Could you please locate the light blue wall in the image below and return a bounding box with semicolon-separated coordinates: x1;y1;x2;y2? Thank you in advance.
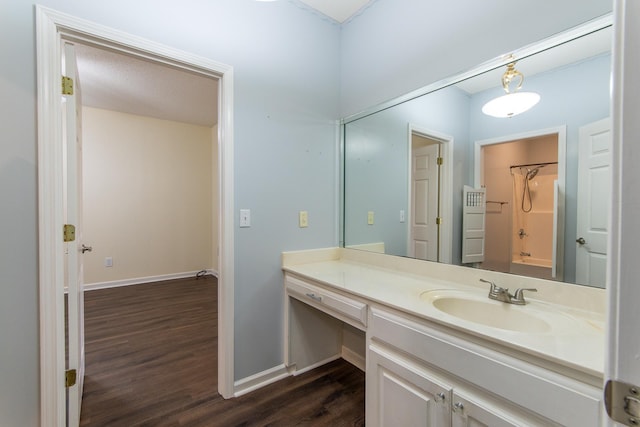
340;0;613;117
0;1;615;425
0;1;339;425
468;54;612;283
344;86;470;262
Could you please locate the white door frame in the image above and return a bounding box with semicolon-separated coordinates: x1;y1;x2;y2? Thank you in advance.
607;1;640;422
407;124;453;264
474;126;566;280
36;6;235;425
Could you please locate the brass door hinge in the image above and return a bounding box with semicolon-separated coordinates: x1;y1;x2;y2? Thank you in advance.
605;380;640;426
437;157;443;166
63;224;76;242
436;217;442;225
62;76;74;96
65;369;77;388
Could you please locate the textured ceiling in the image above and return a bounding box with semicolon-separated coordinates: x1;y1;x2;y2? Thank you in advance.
75;43;218;128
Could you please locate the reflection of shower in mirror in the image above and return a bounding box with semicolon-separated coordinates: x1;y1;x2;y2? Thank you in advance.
479;135;559;280
509;161;558;280
342;21;612;287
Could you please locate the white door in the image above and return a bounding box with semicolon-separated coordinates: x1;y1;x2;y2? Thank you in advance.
63;41;85;427
410;143;440;261
367;347;451;427
575;118;611;287
461;186;486;264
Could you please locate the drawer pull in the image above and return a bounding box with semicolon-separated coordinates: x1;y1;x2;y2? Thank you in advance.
305;293;322;302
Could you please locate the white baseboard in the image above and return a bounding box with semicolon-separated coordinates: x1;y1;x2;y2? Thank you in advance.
233;352;362;398
84;269;218;291
342;345;365;372
290;354;341;377
233;364;290;397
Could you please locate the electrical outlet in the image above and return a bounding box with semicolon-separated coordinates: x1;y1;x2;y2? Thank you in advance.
104;257;113;267
299;211;309;228
367;211;374;225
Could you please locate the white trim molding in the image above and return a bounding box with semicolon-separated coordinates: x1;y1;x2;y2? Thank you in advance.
36;6;236;425
83;269;219;292
342;345;366;372
233;364;291;397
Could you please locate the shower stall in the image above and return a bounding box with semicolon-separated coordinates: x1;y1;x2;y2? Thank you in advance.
509;162;558;279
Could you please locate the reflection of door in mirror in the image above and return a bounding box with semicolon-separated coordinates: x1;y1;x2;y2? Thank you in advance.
342;23;612;287
576;118;611;288
478;131;561;281
409;134;441;261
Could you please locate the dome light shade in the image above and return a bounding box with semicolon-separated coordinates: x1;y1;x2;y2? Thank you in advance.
482;91;540;118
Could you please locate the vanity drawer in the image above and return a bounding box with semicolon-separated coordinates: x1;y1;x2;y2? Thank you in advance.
285;275;367;329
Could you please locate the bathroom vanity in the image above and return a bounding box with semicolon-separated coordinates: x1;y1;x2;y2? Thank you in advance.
283;248;605;426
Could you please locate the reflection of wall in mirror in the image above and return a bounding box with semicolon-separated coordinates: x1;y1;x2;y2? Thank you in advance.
344;52;611;284
344;85;471;263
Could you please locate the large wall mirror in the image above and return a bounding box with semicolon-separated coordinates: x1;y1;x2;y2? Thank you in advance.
342;17;611;289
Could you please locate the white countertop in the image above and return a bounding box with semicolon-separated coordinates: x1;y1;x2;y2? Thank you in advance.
283;248;605;379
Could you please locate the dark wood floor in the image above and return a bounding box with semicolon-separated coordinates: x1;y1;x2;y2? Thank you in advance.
80;276;365;426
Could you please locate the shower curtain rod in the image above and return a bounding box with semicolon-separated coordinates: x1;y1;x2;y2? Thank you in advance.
509;161;558;169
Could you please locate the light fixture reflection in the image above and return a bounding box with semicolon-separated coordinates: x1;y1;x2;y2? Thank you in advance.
482;62;540;118
482;92;540;118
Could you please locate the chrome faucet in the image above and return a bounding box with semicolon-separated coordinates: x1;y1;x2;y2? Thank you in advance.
479;279;537;305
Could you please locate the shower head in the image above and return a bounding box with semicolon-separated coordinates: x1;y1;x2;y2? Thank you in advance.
527;167;540;180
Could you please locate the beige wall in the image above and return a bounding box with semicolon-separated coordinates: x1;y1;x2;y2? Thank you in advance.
82;107;217;284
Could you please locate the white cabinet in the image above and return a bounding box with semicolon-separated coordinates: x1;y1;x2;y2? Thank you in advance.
367;345;451;427
367;307;602;426
283;272;603;426
450;392;524;427
286;274;367;329
367;343;551;427
284;273;367;374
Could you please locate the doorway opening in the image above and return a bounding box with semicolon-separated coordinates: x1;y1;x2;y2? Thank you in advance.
475;127;566;281
407;125;454;264
36;7;235;425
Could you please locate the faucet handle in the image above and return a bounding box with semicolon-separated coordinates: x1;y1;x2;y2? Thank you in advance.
480;279;506;295
512;288;537;304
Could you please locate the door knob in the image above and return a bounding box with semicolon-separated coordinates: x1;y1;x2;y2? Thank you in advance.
576;237;586;245
81;244;93;254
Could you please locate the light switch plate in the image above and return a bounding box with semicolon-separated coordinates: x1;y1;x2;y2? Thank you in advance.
240;209;251;228
299;211;309;228
400;210;406;223
367;211;374;225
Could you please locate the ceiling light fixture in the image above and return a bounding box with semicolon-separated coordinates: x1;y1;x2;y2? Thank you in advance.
482;62;540;118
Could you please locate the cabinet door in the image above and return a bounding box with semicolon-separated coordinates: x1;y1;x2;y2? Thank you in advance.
367;347;451;427
451;392;522;427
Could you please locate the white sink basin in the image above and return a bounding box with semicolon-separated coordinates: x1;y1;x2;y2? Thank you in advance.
420;290;551;333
